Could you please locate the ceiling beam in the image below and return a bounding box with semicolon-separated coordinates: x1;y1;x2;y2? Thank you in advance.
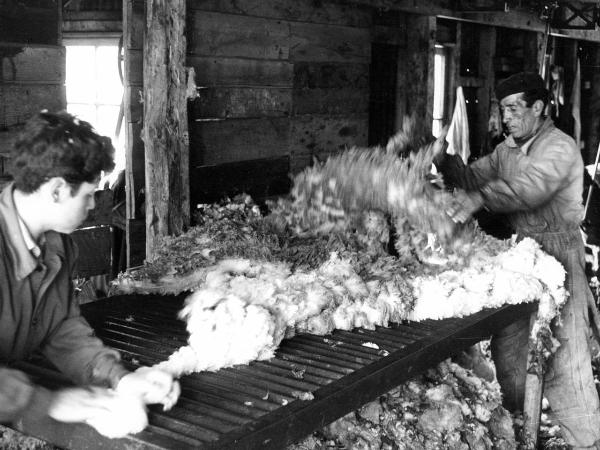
343;0;600;41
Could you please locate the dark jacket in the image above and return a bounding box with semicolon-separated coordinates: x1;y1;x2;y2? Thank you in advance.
0;183;128;423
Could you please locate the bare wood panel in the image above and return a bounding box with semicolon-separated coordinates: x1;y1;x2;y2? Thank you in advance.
404;14;435;136
126;218;145;268
190;156;291;205
62;11;121;21
71;226;113;278
125;49;143;85
189;11;290;60
124;0;144;50
191;87;292;119
188;0;372;28
62;21;122;33
289;114;368;158
522;30;541;74
0;84;65;128
192;117;290;166
476;26;496;156
292;87;369;115
124;121;144;218
372;25;406;46
289;22;371;63
124;0;144;222
0;4;59;46
124;85;143;123
189;56;293;87
293;62;369;89
0;126;22;160
0;45;64;83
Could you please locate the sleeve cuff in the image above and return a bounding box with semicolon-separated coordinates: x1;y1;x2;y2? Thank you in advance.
90;354;130;388
14;387;55;431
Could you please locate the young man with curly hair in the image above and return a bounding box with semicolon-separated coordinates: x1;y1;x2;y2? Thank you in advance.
0;111;179;437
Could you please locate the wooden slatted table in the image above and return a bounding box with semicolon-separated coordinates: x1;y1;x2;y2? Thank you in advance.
13;294;536;450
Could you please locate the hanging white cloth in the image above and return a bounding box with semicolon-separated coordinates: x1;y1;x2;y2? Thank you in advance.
446;86;471;164
571;57;581;148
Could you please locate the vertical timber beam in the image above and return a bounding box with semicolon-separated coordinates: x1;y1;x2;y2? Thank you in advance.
477;26;496;155
142;0;189;260
405;14;436;135
124;0;146;267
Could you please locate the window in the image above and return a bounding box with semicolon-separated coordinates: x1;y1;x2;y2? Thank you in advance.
65;40;124;175
432;45;447;138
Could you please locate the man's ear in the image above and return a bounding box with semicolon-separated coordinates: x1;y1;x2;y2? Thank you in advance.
532;99;545;117
43;177;69;202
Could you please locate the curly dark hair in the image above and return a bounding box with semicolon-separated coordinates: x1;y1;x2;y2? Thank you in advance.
10;111;115;193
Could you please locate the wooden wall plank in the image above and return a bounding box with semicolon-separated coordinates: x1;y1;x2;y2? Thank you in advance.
190;156;291;205
289;22;371;62
293;62;369;89
0;45;64;83
0;84;65;128
0;4;59;46
191;87;292;119
289;114;368;160
62;21;122;33
0;127;21;174
188;0;372;28
292;87;369;115
189;11;290;59
189;56;293;87
192;117;290;166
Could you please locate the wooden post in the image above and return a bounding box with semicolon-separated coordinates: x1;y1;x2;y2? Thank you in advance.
142;0;190;260
522;312;544;449
404;14;436;136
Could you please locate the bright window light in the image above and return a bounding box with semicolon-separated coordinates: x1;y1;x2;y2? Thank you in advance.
432;45;446;138
65;43;124;177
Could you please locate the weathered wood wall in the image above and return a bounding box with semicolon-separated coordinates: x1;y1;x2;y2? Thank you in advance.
186;0;378;175
0;1;63;176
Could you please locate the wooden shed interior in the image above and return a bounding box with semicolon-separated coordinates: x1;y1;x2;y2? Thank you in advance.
2;0;600;275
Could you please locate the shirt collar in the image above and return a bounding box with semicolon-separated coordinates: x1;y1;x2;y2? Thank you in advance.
17;214;42;259
505;117;553;154
0;183;64;280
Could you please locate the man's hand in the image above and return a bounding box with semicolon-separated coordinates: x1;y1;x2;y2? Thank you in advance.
116;367;180;410
48;387;148;438
446;189;484;224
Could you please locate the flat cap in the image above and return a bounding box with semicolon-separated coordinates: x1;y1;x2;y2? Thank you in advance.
496;72;545;101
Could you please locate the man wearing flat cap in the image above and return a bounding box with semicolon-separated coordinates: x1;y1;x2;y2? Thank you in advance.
437;71;600;448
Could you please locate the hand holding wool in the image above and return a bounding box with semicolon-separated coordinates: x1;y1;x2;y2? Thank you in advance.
48;386;148;438
117;366;180;410
447;189;484;223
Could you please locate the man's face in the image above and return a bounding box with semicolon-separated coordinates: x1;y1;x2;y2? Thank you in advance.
499;93;539;140
54;181;97;234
